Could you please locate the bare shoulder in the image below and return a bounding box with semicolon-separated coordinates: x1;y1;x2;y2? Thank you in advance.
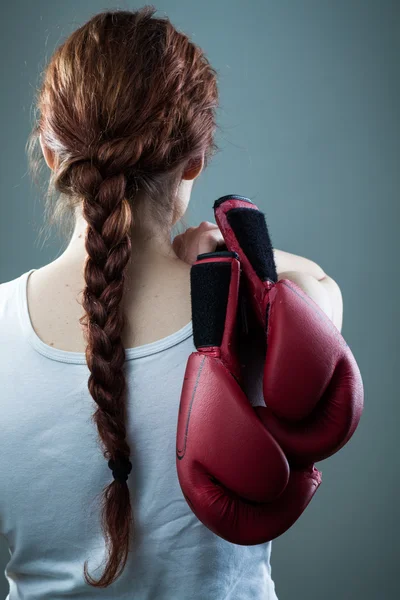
273;248;326;280
274;250;343;332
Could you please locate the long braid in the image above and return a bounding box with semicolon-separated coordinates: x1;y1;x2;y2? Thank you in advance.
29;6;220;587
76;161;134;586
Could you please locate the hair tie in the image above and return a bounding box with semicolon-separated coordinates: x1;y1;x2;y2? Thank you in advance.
108;457;132;483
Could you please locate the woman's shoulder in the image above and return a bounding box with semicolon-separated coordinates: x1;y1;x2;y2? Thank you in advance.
273;248;326;279
0;270;25;308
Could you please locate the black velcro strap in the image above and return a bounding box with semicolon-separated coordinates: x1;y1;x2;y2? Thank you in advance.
226;207;277;283
191;260;232;349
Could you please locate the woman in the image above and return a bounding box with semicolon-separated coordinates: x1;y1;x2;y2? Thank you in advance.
0;7;342;599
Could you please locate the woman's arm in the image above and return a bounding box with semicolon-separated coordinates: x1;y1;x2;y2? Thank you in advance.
172;226;344;332
274;249;343;332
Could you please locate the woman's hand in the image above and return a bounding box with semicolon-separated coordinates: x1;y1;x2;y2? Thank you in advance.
172;221;225;266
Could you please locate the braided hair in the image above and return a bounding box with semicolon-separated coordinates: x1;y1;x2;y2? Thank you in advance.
27;6;219;587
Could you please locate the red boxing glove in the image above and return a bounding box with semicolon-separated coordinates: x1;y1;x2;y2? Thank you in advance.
213;194;364;467
176;248;322;545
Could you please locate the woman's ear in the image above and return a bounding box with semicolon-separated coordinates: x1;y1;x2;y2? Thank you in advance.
182;154;204;181
39;132;56;171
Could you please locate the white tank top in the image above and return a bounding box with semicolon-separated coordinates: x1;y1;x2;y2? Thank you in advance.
0;268;278;600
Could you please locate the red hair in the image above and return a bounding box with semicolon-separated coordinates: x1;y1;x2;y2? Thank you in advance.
26;6;219;587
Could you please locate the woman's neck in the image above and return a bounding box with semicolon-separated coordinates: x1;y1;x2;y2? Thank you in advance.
57;209;181;276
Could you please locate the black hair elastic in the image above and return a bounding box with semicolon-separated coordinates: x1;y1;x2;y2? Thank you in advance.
108;457;132;483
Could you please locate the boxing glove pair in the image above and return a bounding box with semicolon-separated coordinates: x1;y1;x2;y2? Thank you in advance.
176;194;364;545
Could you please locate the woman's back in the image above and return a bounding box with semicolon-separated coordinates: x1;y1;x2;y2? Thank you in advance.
25;255;193;353
0;263;279;599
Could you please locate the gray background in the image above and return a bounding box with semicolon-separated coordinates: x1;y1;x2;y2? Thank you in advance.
0;1;398;598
